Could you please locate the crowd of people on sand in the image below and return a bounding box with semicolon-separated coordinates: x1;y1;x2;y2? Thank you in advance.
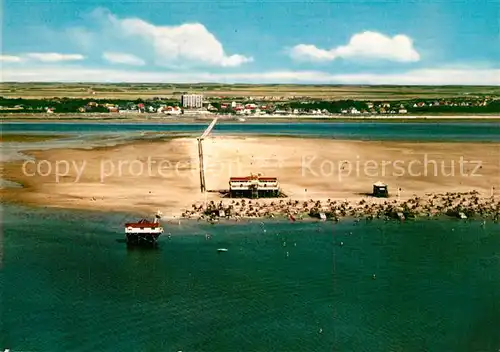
180;191;500;223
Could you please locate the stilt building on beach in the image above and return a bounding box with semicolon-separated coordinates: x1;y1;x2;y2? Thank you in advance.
229;174;280;198
124;211;163;246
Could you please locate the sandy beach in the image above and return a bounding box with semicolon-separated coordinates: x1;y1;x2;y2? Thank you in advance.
1;135;499;219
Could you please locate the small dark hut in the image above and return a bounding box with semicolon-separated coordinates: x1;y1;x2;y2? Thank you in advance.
373;182;389;198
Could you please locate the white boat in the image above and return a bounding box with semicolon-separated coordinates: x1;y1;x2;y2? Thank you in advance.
217;248;228;252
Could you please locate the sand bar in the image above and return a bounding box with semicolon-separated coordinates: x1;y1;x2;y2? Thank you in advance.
1;135;499;219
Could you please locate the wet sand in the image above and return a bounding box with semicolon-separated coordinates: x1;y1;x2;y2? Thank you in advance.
0;134;68;142
1;136;499;219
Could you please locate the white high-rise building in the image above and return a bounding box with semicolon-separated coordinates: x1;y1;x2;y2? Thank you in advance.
181;94;203;108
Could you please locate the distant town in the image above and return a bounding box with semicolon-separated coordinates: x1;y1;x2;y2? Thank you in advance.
1;92;499;117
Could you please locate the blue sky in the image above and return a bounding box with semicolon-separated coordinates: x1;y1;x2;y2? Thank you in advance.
2;0;499;84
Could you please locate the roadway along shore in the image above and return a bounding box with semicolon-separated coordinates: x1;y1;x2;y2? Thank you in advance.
1;113;500;123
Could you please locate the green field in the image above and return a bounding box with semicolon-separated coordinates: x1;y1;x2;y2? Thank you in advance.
1;83;499;100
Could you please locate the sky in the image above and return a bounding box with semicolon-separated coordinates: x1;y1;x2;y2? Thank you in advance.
1;0;499;84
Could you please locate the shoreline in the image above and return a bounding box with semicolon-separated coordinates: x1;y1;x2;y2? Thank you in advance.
2;193;499;223
1;191;499;223
2;131;499;145
181;191;500;222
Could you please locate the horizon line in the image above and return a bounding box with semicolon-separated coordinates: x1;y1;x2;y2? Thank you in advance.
2;81;499;88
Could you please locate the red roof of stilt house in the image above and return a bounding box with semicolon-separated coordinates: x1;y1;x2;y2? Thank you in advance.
230;177;251;181
229;176;277;182
125;219;159;228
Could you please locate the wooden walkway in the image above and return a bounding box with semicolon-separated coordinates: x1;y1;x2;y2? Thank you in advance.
197;117;218;192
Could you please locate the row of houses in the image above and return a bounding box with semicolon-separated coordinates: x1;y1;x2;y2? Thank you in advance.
13;96;494;115
216;102;271;115
341;105;408;115
78;102;183;115
366;99;490;109
410;100;489;108
341;99;491;115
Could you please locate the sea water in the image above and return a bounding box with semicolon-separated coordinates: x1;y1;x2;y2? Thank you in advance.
3;121;500;142
1;204;499;351
2;121;498;165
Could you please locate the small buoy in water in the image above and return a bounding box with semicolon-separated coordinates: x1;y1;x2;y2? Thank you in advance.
452;228;455;232
286;251;289;257
340;241;344;246
372;274;376;280
294;242;297;247
319;328;323;334
349;232;353;235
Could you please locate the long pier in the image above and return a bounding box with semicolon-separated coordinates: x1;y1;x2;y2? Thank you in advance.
200;117;218;139
197;117;218;192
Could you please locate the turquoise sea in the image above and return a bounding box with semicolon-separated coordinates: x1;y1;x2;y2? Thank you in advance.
2;204;500;351
2;121;500;351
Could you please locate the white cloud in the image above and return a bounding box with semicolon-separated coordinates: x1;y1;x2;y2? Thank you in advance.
99;11;253;67
5;9;252;69
0;55;23;63
2;66;499;85
25;53;85;62
290;31;420;62
102;52;145;66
